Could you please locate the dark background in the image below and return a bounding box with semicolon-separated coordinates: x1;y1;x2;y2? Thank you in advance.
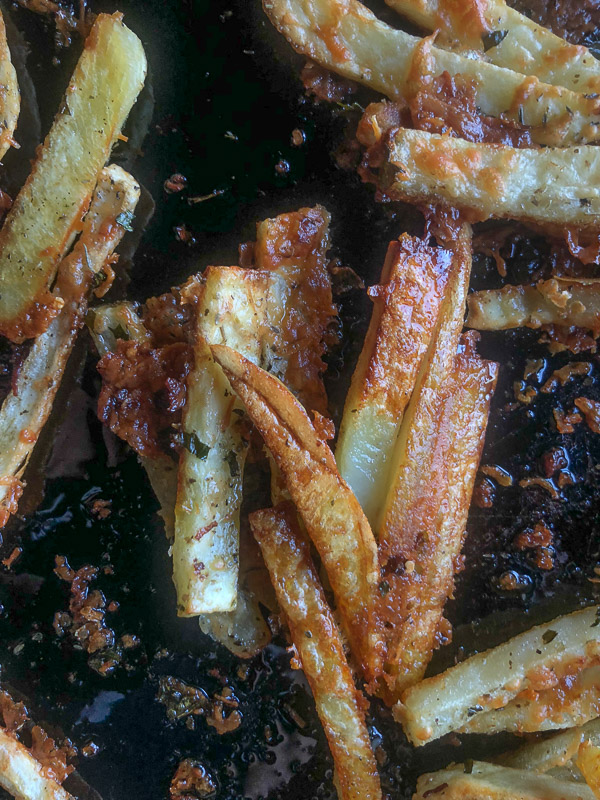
0;1;600;798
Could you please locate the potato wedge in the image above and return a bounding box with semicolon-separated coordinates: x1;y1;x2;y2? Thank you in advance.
336;234;451;529
263;0;600;144
0;727;74;800
467;280;600;335
0;12;146;342
358;121;600;229
0;165;140;529
414;761;595;800
0;11;19;161
250;504;382;800
384;0;600;96
381;351;497;699
397;605;600;746
210;343;383;681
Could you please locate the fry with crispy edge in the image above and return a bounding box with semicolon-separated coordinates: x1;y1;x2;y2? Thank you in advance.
467;279;600;335
381;350;498;699
499;717;600;773
0;12;146;342
336;234;451;530
0;165;140;529
0;726;74;800
413;761;595;800
358;121;600;229
250;504;382;800
397;604;600;746
384;0;600;96
262;0;600;145
578;740;600;798
0;12;19;162
210;343;383;681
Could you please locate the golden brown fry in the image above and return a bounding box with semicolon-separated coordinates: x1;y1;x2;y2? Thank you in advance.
578;741;600;798
380;350;497;699
250;504;382;800
210;343;383;681
0;11;19;162
0;727;74;800
336;234;451;530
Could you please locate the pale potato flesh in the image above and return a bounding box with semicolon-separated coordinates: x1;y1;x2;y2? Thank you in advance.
0;727;74;800
0;11;19;161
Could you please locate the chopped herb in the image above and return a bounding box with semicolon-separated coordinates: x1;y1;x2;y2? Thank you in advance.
225;450;239;477
464;760;474;774
335;100;365;113
92;269;107;289
116;210;135;232
580;198;592;207
379;580;390;596
467;705;483;717
182;433;210;460
542;111;548;126
305;630;312;638
518;105;524;125
542;629;557;644
591;607;600;627
566;106;573;116
110;323;129;341
482;29;508;51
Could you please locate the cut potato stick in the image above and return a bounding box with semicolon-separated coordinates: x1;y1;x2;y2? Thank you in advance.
413;761;595;800
499;718;600;772
578;741;600;798
467;280;600;335
88;301;151;357
250;504;382;800
0;165;140;529
0;11;19;161
263;0;600;145
0;727;74;800
336;234;451;529
359;122;600;228
210;343;383;681
0;12;146;342
173;267;274;615
381;351;497;699
397;604;600;746
385;0;600;96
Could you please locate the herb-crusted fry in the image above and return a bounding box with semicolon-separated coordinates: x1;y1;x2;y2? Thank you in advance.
499;717;600;772
250;504;382;800
0;13;146;342
263;0;600;145
0;727;74;800
210;343;383;681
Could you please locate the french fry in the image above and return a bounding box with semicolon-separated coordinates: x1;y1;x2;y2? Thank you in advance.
0;11;19;161
384;0;600;96
358;122;600;229
336;234;451;529
578;740;600;798
499;718;600;772
0;13;146;342
413;761;595;800
0;165;140;529
250;504;382;800
210;343;383;681
0;727;74;800
263;0;600;145
380;350;497;699
467;279;600;335
397;605;600;746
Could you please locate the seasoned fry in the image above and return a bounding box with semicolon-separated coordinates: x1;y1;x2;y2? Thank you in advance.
263;0;600;145
0;13;146;342
384;0;600;96
0;165;140;529
0;12;19;162
499;718;600;772
336;234;451;529
413;761;595;800
578;740;600;798
250;504;382;800
397;605;600;746
210;344;383;681
467;280;600;335
0;727;74;800
358;122;600;229
380;351;497;698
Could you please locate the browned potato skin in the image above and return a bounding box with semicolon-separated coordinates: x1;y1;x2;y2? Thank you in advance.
210;343;383;683
250;504;382;800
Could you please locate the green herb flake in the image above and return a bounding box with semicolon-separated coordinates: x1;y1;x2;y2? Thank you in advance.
116;210;135;232
335;100;365;114
482;29;508;51
225;450;239;477
464;760;474;774
379;580;390;597
183;433;210;460
591;607;600;627
542;629;557;644
467;705;483;717
110;323;129;341
580;198;592;207
92;269;107;290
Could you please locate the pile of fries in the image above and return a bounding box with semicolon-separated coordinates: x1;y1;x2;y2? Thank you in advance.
2;0;600;798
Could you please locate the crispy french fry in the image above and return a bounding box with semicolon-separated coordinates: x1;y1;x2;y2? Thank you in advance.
0;13;146;342
467;280;600;335
0;727;74;800
578;740;600;798
381;350;497;699
263;0;600;145
499;718;600;772
250;504;382;800
0;165;140;529
358;122;600;229
210;343;383;681
336;234;451;529
0;11;19;161
413;761;595;800
397;605;600;746
384;0;600;96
